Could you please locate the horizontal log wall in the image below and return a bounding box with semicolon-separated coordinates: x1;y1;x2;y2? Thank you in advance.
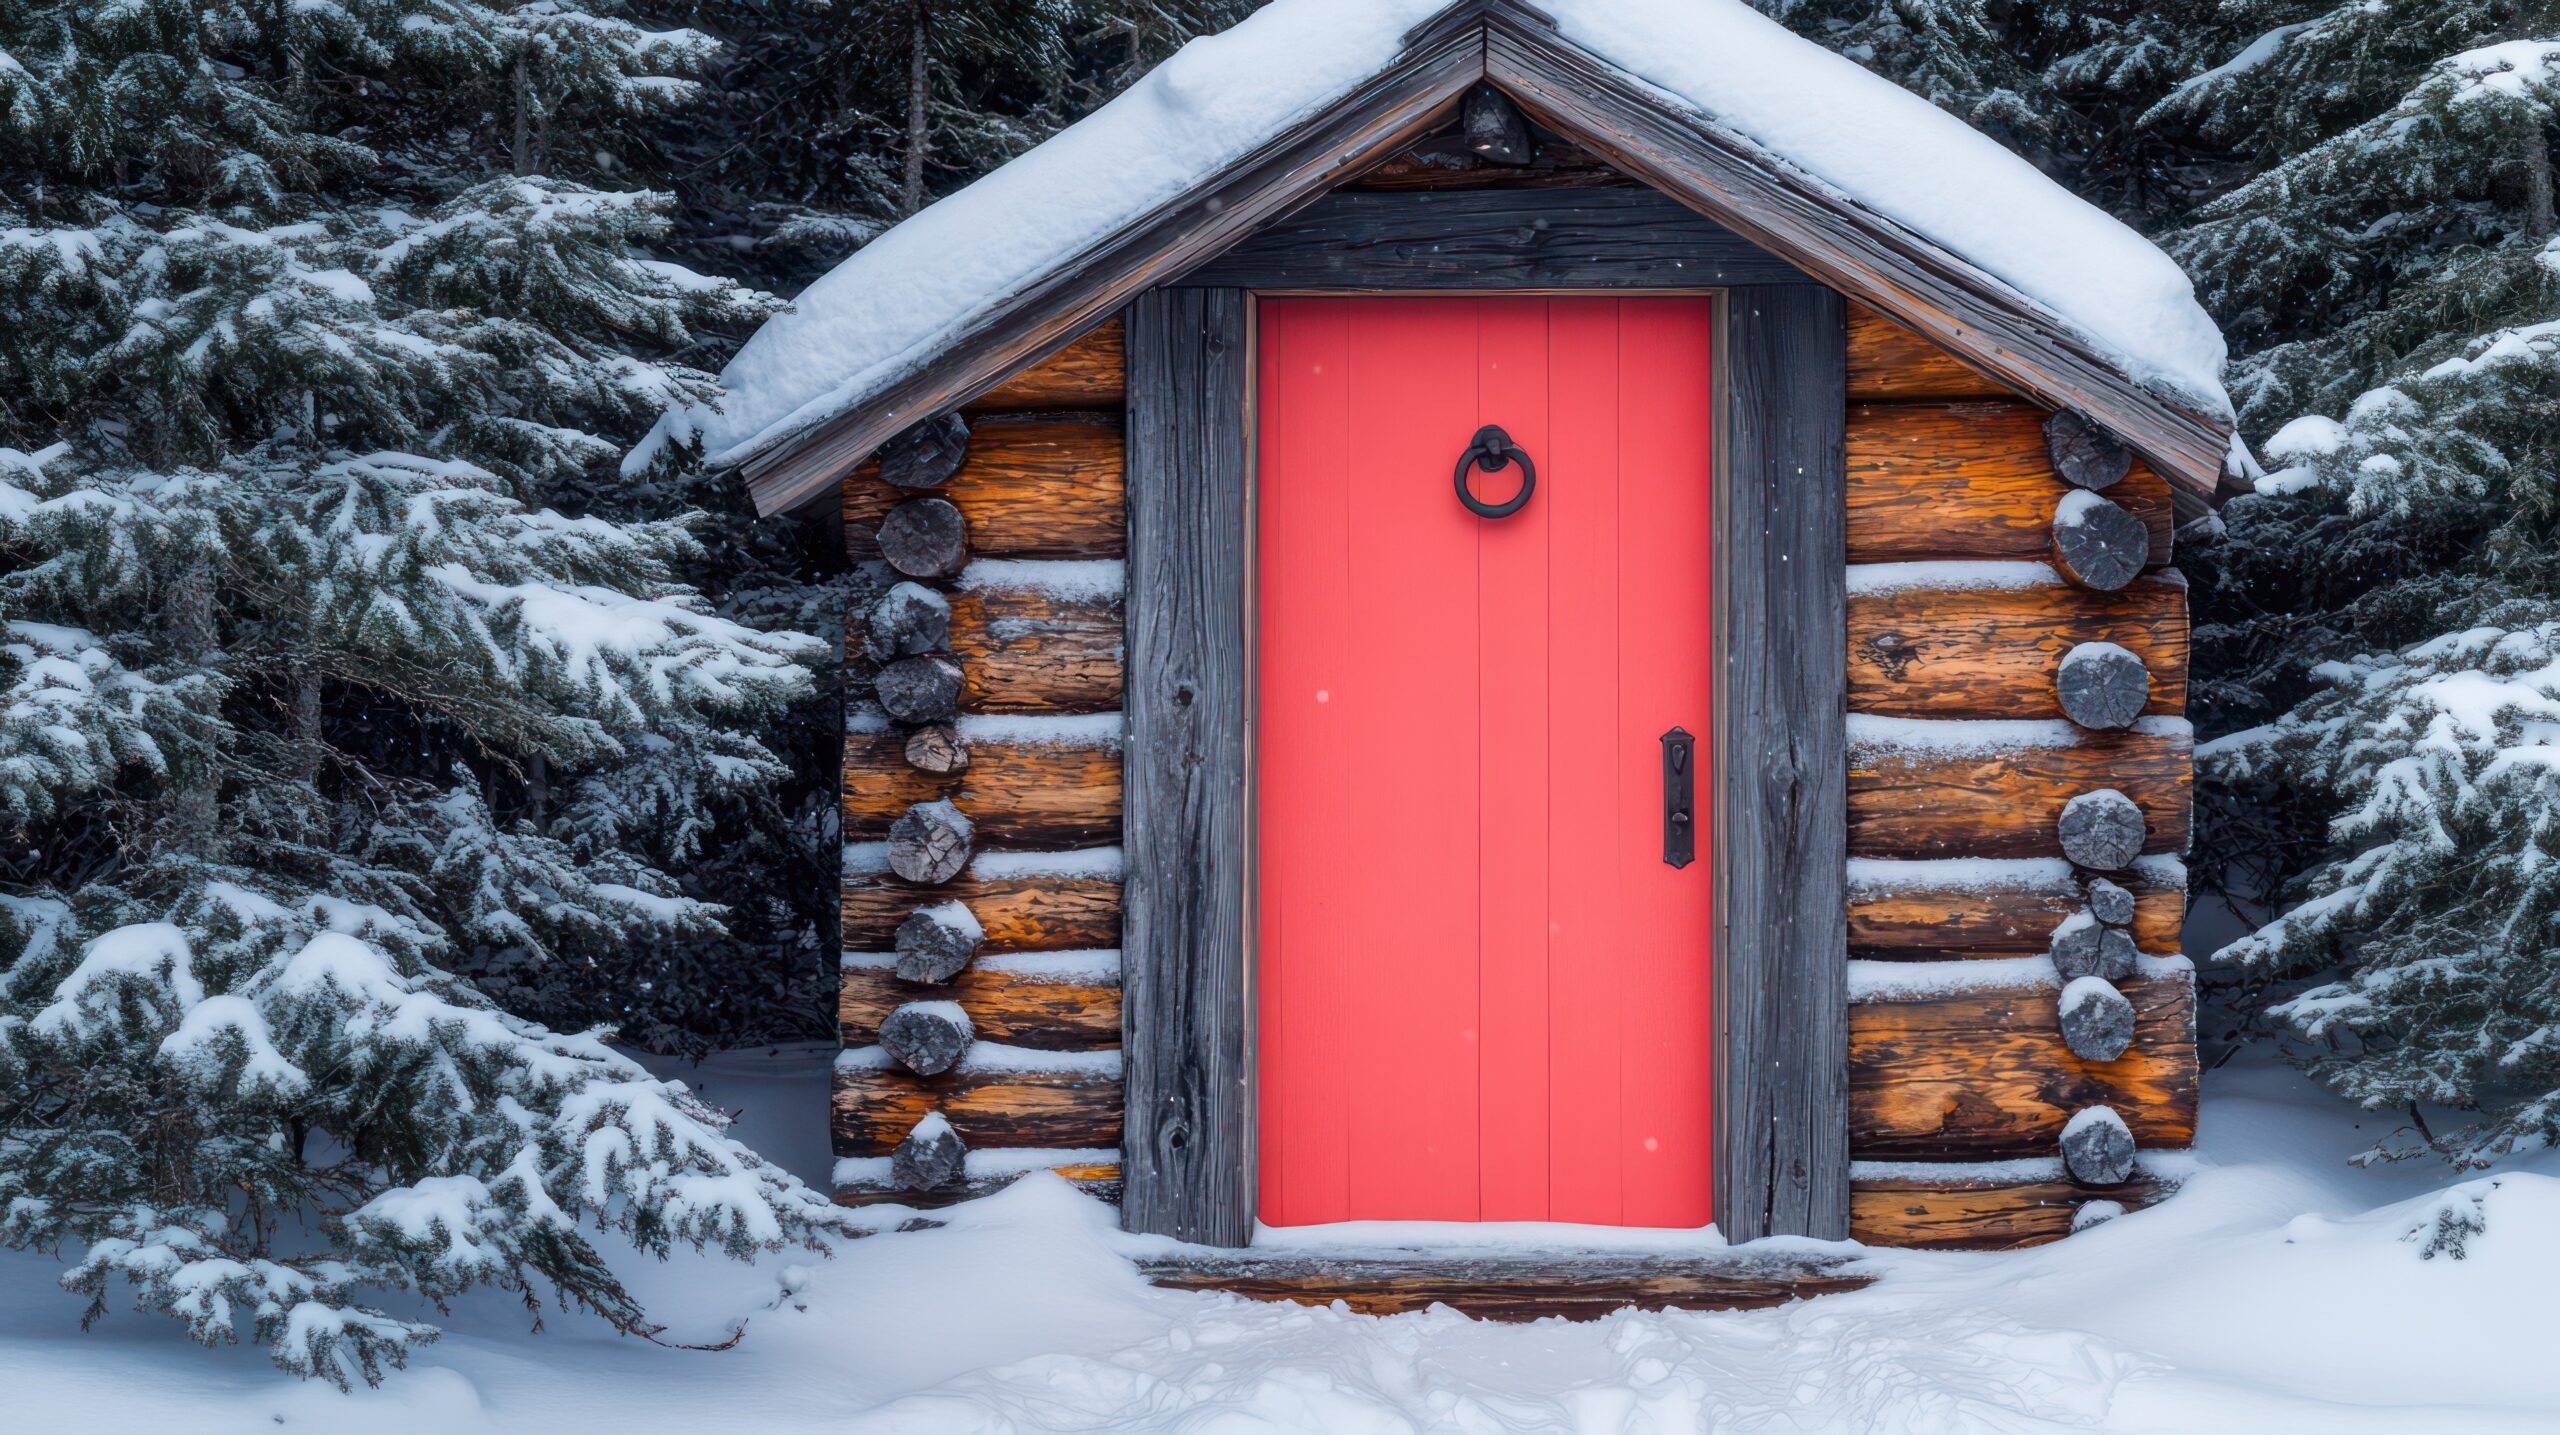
839;333;1130;1211
1838;306;2196;1246
1849;963;2199;1157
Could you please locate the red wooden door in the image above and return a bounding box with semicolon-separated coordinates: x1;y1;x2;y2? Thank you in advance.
1256;296;1716;1228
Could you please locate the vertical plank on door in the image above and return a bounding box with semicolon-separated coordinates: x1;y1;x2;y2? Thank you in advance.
1340;299;1483;1219
1474;298;1553;1221
1716;284;1851;1242
1542;301;1628;1223
1255;300;1353;1227
1613;297;1718;1227
1123;287;1255;1246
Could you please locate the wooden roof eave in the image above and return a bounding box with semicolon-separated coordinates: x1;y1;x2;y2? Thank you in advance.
737;23;1488;516
1475;18;2231;509
739;3;2232;517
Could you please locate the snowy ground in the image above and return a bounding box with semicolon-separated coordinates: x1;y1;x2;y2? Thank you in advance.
6;1045;2559;1434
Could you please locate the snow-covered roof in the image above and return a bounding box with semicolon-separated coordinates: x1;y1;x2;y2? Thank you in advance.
646;0;2232;510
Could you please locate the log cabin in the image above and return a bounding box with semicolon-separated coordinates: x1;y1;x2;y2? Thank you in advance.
666;0;2239;1316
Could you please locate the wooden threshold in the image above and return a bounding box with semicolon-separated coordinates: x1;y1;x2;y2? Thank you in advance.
1136;1250;1874;1321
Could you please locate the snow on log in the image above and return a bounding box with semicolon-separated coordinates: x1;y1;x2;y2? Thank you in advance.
842;862;1121;954
880;1000;975;1075
841;952;1120;1049
1849;1159;2173;1250
2060;1105;2137;1185
2042;410;2133;491
946;584;1124;715
1461;79;1534;165
877;654;965;724
836;1149;1123;1210
866;581;952;661
878;496;970;579
893;899;984;984
1849;962;2197;1158
2057;976;2136;1062
1847;718;2188;861
2084;875;2137;928
2055;640;2151;731
843;732;1121;848
1846;403;2172;566
887;800;974;884
891;1111;968;1191
877;412;972;490
1846;855;2186;956
2057;787;2146;871
904;720;970;774
2049;490;2149;592
2048;910;2136;982
845;416;1125;562
1847;568;2187;722
833;1052;1122;1155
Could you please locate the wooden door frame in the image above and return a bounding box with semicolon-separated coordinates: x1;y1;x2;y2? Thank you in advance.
1125;274;1847;1249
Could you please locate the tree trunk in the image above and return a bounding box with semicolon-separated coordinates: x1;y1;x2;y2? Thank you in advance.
161;560;221;856
901;12;932;216
512;57;534;176
2523;120;2556;242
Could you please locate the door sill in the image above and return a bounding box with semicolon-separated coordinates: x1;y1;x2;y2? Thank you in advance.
1135;1248;1872;1320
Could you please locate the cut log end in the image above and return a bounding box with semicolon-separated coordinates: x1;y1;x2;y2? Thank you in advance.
891;1115;967;1191
887;800;974;885
877;654;965;725
2056;641;2151;731
2071;1199;2127;1233
2049;492;2149;592
2058;976;2137;1062
894;900;985;985
879;497;970;580
904;721;971;775
867;582;952;661
2043;410;2133;492
2061;1105;2137;1186
879;412;972;490
2049;911;2138;982
880;1002;975;1076
2084;877;2137;929
1461;80;1534;166
2058;788;2145;871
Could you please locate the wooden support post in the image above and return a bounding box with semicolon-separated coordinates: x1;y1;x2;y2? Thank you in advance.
1716;284;1851;1242
1122;288;1254;1246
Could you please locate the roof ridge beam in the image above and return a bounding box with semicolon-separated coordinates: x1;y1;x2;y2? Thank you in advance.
1402;0;1556;51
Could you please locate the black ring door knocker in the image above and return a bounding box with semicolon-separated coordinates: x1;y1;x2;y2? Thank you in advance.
1455;424;1536;519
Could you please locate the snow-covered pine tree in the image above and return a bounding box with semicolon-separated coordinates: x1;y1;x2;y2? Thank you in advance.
0;0;851;1383
2163;10;2560;1160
